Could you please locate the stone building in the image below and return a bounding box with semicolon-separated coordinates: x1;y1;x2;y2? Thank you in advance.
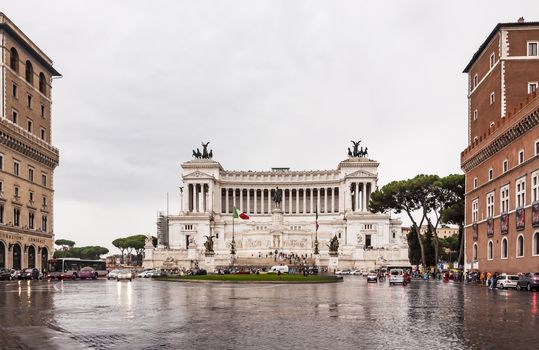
0;13;60;270
461;19;539;273
144;146;408;271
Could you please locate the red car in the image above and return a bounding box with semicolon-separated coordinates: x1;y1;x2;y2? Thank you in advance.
78;267;98;280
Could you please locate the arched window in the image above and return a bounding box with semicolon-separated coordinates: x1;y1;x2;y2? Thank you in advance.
501;238;508;259
39;73;46;94
10;48;19;72
473;243;478;261
534;232;539;256
487;240;493;260
25;60;33;84
517;235;524;257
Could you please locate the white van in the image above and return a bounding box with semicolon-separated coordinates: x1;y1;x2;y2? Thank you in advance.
268;265;289;274
389;269;406;286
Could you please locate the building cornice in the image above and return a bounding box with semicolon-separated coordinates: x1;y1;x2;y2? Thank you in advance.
461;95;539;172
0;118;59;169
0;14;61;77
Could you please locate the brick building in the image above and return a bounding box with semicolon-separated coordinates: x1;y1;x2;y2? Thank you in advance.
0;13;60;271
461;19;539;274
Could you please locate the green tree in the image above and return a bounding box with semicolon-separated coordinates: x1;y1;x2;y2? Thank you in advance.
80;246;109;260
407;227;421;267
124;235;146;266
423;225;436;267
440;174;465;267
370;174;439;269
112;238;128;264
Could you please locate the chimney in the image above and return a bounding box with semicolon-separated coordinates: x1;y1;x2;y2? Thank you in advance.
517;17;525;23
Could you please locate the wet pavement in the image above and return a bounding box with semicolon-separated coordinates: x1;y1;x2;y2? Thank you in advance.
0;277;538;349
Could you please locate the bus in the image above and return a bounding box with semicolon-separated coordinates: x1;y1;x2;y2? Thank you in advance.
47;258;107;280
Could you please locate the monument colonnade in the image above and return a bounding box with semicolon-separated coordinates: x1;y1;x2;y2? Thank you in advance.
184;181;375;214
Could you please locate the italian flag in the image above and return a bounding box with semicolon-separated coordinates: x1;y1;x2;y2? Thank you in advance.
233;207;249;220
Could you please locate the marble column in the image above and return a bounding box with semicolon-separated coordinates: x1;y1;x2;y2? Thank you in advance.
247;189;250;214
261;189;264;214
225;188;229;213
331;187;335;213
232;188;236;211
254;189;258;214
303;188;306;214
317;188;321;214
309;189;313;213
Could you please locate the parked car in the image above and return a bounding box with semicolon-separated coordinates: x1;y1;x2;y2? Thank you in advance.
351;269;363;275
116;270;133;281
151;270;167;278
496;274;519;289
366;272;378;283
78;267;98;280
21;268;40;280
10;270;22;280
308;266;319;275
516;272;539;291
268;265;289;274
336;269;352;275
107;270;120;280
0;268;12;280
137;270;155;278
189;268;207;276
389;269;406;286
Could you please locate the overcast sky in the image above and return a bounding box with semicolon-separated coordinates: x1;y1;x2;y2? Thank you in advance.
2;1;537;253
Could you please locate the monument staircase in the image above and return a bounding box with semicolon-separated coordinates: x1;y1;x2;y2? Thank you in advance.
232;257;316;267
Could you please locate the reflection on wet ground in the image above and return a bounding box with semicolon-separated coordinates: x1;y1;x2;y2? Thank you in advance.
0;277;538;349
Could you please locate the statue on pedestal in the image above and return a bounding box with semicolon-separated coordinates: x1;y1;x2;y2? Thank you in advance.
204;235;215;255
329;235;339;256
192;141;214;159
272;187;283;208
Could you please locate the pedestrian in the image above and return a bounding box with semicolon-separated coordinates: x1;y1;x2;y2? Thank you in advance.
487;271;492;288
480;272;485;284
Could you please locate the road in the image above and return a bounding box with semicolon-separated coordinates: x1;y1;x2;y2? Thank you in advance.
0;277;538;349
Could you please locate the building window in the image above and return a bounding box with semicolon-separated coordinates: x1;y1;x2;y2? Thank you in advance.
473;243;478;261
486;192;494;218
533;170;539;203
487;240;493;260
25;60;33;84
10;48;19;72
41;105;45;118
516;177;526;208
488;168;493;181
42;196;47;207
501;237;508;259
0;154;3;171
27;95;32;109
13;208;20;227
529;82;538;94
528;42;538;56
29;191;34;202
519;149;524;164
473;74;479;88
14;186;19;198
27;119;33;133
503;159;508;173
535;140;539;156
472;199;478;223
12;84;17;98
501;185;509;213
473;177;478;189
13;161;19;176
41;215;47;231
28;212;34;229
40;129;46;141
489;53;495;68
39;73;46;94
0;204;3;223
41;173;47;187
12;110;18;124
28;167;34;182
517;235;524;257
473;110;478;121
490;92;495;105
534;232;539;256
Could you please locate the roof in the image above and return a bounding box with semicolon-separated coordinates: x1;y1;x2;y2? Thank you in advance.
0;13;61;77
463;21;539;73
